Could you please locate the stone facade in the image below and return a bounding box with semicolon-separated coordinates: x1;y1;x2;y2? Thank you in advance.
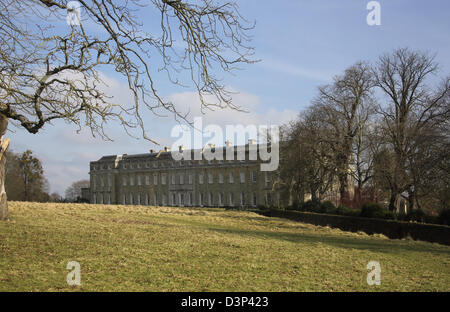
88;143;278;208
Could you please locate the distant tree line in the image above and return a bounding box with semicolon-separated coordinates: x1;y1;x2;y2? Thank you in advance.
276;48;449;215
6;149;90;203
5;149;58;202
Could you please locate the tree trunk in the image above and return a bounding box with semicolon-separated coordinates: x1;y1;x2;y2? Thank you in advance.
338;173;349;206
0;114;9;220
0;139;9;220
388;189;398;212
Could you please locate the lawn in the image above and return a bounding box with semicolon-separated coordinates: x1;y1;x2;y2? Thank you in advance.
0;201;449;291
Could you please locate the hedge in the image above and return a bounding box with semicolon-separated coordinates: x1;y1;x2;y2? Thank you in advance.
254;209;450;246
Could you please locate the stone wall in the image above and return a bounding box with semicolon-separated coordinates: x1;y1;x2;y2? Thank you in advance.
256;209;450;246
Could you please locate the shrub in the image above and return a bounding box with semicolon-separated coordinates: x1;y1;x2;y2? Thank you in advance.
302;199;321;213
439;209;450;226
256;204;266;211
407;209;427;222
384;211;397;220
360;202;387;219
336;205;360;217
320;201;337;214
292;200;301;211
424;215;439;225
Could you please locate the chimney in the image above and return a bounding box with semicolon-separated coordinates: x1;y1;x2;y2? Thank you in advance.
225;140;233;147
164;146;170;152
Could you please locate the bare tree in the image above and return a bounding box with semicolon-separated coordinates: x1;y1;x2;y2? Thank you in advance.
373;48;450;211
350;107;380;207
65;179;90;201
312;62;375;205
276;108;336;205
0;0;256;219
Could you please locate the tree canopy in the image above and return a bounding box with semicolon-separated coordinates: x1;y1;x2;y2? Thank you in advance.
0;0;256;143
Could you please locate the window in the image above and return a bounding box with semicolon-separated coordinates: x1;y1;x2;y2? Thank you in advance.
240;192;245;206
108;175;112;187
129;193;134;205
137;193;141;205
130;176;134;186
188;174;193;185
122;193;126;205
171;174;176;185
179;174;184;185
100;176;104;187
162;174;167;185
240;172;245;183
146;175;150;185
229;172;234;183
137;162;142;169
146;193;150;205
253;192;257;207
172;193;176;205
199;174;204;184
219;193;224;206
229;193;234;206
123;163;127;169
179;193;184;206
154;192;158;206
137;175;142;186
218;173;224;184
252;171;257;183
153;174;158;185
208;173;213;184
122;176;127;186
188;193;192;206
199;193;204;206
208;192;213;206
153;162;157;168
266;193;272;206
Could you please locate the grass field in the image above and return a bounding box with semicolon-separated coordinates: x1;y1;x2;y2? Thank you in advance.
0;201;449;291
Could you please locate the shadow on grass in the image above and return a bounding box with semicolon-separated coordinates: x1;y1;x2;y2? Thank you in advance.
206;225;450;256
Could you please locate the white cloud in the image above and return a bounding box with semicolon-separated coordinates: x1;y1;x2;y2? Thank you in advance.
260;58;333;81
167;88;296;127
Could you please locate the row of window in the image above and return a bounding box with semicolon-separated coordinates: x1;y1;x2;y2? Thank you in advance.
93;171;270;188
92;191;274;207
91;158;251;171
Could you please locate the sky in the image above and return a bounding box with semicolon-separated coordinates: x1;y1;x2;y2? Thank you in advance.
8;0;450;195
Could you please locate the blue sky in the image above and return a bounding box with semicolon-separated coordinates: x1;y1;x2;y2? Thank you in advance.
8;0;450;195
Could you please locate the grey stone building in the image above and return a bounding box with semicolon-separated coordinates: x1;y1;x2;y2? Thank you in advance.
88;142;278;208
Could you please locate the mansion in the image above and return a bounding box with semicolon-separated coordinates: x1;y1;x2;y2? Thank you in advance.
88;141;278;208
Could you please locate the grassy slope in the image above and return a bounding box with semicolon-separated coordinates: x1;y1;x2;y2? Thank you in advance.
0;202;449;291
